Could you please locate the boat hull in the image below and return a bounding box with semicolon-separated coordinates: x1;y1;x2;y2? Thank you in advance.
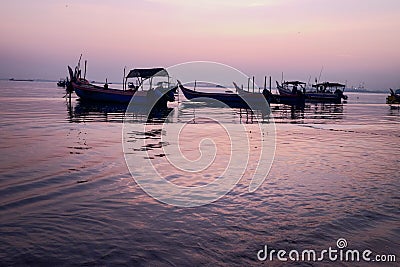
181;84;305;108
279;88;343;104
180;85;267;109
74;84;143;104
305;92;342;104
73;81;175;106
263;89;305;106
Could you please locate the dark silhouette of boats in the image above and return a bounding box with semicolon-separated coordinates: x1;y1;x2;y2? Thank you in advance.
179;80;305;109
234;82;305;107
9;78;34;82
57;79;67;87
67;58;177;111
387;89;400;107
179;81;267;109
277;80;347;104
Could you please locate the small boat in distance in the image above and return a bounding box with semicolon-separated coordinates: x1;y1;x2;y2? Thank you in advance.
9;78;34;82
386;89;400;105
68;60;177;109
57;79;67;87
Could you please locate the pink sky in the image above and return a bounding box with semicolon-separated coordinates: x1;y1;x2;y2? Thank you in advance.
1;0;399;90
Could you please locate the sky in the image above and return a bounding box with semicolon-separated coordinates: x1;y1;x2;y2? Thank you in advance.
0;0;399;90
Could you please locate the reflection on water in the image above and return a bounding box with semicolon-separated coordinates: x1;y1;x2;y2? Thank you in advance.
67;97;345;126
0;82;399;266
67;99;175;123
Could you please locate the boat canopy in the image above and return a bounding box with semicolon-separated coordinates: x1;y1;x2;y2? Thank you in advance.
312;82;345;88
283;81;306;86
126;68;169;79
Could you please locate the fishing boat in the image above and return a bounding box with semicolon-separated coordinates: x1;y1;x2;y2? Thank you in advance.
68;62;177;109
277;81;347;103
235;82;305;107
309;82;347;103
276;81;306;95
386;89;400;105
179;81;268;109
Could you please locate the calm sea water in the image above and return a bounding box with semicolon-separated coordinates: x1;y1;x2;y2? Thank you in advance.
0;81;399;266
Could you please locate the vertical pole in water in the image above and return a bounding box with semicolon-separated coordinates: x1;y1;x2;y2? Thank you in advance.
84;60;87;80
123;67;126;91
252;76;255;93
264;76;267;91
247;77;250;91
68;80;72;107
194;80;197;91
269;76;272;93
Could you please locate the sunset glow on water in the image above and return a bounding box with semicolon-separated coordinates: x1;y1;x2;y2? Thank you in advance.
0;0;399;265
0;81;398;265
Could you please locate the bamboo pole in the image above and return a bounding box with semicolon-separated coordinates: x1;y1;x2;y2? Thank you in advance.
123;67;126;91
264;76;266;90
269;76;272;93
84;60;87;80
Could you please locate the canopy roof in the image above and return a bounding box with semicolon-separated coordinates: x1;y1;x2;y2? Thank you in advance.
126;68;169;79
312;82;345;88
283;81;306;85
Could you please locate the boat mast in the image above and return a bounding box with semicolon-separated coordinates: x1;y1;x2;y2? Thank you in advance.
318;66;324;83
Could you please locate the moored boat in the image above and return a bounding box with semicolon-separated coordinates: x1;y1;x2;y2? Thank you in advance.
57;79;67;87
234;82;305;107
386;89;400;105
278;80;347;104
68;63;177;109
308;82;348;103
179;82;256;109
179;80;304;109
263;89;305;107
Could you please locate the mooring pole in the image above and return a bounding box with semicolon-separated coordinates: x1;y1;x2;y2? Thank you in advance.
269;76;272;93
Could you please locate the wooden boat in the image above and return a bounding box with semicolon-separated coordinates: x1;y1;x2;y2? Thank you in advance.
278;81;347;103
234;82;305;107
309;82;347;103
179;81;304;109
263;89;305;106
387;89;400;105
68;64;177;108
179;81;268;109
